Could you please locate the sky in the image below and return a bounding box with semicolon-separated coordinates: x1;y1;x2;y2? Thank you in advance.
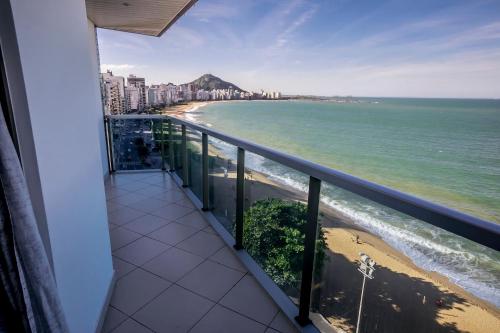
98;0;500;98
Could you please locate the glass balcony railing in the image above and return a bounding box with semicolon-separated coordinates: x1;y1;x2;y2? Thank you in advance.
311;182;500;333
207;137;237;235
105;114;500;333
107;117;164;170
186;128;203;201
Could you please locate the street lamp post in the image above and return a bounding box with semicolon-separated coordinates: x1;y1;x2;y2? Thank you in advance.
356;253;376;333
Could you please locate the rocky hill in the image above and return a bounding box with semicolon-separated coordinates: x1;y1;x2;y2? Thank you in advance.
185;74;246;92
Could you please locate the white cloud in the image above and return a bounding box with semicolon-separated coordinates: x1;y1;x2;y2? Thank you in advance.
100;64;135;71
266;49;500;98
163;26;205;48
190;0;241;22
273;4;318;48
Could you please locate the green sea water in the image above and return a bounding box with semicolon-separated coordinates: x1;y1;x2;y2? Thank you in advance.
191;98;500;306
195;98;500;222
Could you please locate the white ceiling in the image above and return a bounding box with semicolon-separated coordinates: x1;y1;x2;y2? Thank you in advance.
86;0;197;37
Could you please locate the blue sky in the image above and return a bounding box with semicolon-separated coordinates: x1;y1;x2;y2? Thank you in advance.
98;0;500;98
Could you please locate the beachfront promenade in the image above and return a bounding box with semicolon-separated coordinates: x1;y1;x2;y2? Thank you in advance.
104;114;500;333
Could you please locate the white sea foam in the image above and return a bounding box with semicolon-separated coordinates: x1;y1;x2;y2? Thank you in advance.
248;159;500;307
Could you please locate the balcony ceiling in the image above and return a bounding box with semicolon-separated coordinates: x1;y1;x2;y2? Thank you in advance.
85;0;197;37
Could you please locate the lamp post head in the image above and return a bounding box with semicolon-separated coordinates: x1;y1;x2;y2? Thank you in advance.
358;253;376;279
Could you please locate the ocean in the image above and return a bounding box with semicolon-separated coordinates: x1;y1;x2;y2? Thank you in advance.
188;98;500;307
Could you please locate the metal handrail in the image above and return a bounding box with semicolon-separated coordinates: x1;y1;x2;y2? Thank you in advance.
106;114;500;251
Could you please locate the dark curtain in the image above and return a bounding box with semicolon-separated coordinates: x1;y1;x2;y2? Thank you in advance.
0;105;68;332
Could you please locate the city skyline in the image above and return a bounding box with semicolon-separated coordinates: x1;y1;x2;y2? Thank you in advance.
100;71;282;114
98;0;500;98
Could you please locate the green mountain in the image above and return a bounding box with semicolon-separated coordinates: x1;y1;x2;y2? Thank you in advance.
186;74;246;92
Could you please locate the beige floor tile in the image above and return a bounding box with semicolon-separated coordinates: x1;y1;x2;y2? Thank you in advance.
122;214;170;235
110;228;141;251
126;198;170;214
110;268;171;315
177;260;244;301
202;225;218;235
155;189;187;204
107;200;126;214
176;231;225;258
112;318;154;333
190;305;266;333
107;176;137;188
148;222;199;245
110;192;150;206
105;187;130;200
174;211;208;230
220;275;279;325
112;256;136;279
101;306;127;333
115;181;150;192
108;222;119;231
142;247;204;282
133;186;170;198
175;198;196;209
209;247;247;273
133;285;214;333
150;203;194;221
113;237;170;266
265;329;280;333
108;207;146;226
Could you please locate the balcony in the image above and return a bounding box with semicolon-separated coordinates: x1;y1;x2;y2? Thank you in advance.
1;1;498;331
103;172;298;332
103;115;500;333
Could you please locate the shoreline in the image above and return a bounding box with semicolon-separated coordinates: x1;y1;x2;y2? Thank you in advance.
160;100;215;117
231;166;500;332
172;100;499;332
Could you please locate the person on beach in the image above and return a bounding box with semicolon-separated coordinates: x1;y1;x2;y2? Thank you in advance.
353;234;361;244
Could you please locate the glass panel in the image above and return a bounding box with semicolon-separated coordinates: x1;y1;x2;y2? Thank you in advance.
171;123;183;179
187;129;203;201
312;181;500;333
207;137;237;234
154;119;167;170
243;151;310;306
110;118;162;170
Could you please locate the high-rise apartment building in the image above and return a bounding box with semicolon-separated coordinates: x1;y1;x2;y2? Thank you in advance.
148;86;160;106
124;86;140;112
127;74;146;112
100;70;125;114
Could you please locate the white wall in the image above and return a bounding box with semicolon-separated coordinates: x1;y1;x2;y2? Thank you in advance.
8;1;113;332
87;19;110;176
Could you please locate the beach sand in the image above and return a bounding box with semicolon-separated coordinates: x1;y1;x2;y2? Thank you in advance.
160;101;213;117
172;105;500;333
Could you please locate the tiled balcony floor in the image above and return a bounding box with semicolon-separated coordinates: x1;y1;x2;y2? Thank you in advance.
103;172;299;333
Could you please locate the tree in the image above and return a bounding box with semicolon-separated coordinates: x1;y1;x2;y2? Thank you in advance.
242;198;327;291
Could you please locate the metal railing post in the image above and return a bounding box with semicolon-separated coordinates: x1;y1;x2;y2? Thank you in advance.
168;120;175;172
181;124;188;187
202;133;210;211
187;148;192;185
161;119;166;171
296;176;321;326
234;147;245;250
105;118;115;173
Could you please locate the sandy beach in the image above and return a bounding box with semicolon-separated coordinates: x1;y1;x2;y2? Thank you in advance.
173;104;500;333
160;101;214;117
